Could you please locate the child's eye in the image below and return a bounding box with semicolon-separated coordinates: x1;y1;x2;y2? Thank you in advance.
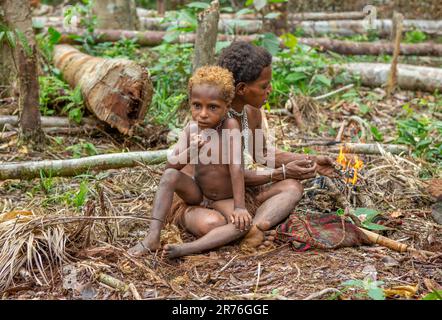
209;105;218;110
192;103;201;109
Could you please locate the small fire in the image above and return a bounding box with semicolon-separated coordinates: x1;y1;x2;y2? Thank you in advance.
336;146;364;185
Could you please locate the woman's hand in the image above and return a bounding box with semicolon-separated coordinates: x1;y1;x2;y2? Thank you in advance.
284;159;317;180
311;155;338;177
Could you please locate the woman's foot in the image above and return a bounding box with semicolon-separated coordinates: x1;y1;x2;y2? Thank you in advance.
240;222;276;249
128;233;161;257
163;244;185;259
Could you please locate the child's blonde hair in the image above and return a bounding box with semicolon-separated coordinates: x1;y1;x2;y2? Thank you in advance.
188;66;235;104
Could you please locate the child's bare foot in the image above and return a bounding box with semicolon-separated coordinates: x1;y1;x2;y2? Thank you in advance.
163;244;185;259
128;233;161;257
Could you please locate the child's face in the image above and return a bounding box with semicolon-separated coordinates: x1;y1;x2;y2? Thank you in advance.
190;84;228;130
238;66;272;109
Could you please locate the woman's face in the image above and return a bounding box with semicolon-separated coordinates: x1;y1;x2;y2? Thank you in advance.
239;66;272;109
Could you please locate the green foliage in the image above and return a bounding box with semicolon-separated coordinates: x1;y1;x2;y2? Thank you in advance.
422;290;442;300
353;208;391;231
36;27;62;73
66;141;98;158
341;278;385;300
39;76;85;123
41;180;90;211
93;37;140;60
404;29;427;44
0;23;33;57
396;116;442;163
64;0;97;54
146;43;193;127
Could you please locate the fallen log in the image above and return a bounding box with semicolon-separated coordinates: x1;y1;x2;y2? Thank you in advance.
299;38;442;56
329;143;409;155
0;150;168;180
0;115;99;130
33;16;263;34
335;63;442;93
53;45;153;135
55;29;442;57
136;7;368;20
298;19;442;37
291;11;368;21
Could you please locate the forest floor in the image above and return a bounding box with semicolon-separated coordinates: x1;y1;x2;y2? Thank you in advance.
0;86;441;300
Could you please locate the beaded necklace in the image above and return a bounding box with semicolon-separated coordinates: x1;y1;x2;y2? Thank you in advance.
227;107;253;167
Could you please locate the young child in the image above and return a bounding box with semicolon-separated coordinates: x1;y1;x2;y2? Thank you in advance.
128;66;252;258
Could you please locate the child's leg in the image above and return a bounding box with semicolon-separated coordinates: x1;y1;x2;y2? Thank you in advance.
164;199;246;258
128;168;203;256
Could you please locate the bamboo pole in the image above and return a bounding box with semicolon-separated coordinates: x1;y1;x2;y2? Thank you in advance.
0;150;168;180
358;228;434;257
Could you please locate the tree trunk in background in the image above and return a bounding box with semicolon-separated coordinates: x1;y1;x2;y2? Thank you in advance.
192;0;219;73
0;8;16;98
92;0;139;30
2;0;44;146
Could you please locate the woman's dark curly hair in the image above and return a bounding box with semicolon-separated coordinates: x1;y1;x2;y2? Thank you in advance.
217;41;272;86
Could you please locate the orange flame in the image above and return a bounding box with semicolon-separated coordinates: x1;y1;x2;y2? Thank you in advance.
336;147;364;185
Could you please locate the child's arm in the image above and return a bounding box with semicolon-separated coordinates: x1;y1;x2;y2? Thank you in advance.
166;124;205;170
224;118;252;231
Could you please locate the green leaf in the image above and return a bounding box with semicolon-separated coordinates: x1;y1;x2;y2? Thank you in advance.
370;126;384;142
48;27;62;45
15;29;32;57
367;288;385;300
314;74;331;87
0;31;5;43
186;2;210;9
280;33;297;50
422;290;442;300
6;31;16;48
358;103;371;115
253;0;268;11
362;222;392;231
285;72;306;83
260;33;280;56
342;280;363;287
354;208;378;221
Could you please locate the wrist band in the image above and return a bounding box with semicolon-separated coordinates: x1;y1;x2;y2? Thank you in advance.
282;164;286;180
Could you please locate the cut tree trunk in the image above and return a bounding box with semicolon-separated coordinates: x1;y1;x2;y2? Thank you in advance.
192;0;219;73
53;45;153;135
0;149;168;180
0;115;99;130
298;38;442;56
335;63;442;93
92;0;139;30
2;0;44;146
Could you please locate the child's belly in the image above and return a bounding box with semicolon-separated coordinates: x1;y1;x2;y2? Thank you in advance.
195;165;233;201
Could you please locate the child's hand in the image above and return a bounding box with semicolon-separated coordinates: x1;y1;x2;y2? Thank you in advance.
230;208;252;231
190;133;206;149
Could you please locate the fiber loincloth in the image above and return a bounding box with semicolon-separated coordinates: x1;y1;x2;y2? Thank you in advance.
165;185;268;229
